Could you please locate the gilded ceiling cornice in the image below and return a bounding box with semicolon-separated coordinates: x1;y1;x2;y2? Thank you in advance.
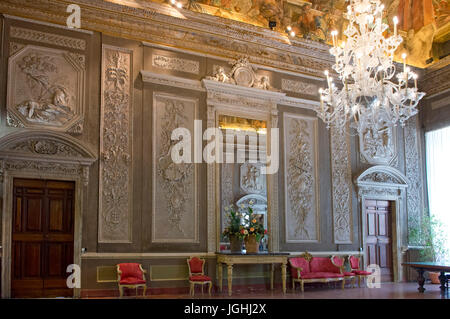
0;0;333;78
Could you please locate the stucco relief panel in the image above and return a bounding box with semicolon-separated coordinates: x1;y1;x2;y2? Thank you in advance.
359;126;397;165
284;113;319;243
98;45;133;243
330;125;353;244
152;93;199;243
6;45;85;132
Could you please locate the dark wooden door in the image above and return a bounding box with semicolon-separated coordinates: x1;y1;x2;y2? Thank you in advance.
12;179;75;298
364;199;393;282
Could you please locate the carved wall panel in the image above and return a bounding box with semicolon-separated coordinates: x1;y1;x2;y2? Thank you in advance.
152;54;199;74
98;45;133;243
281;79;318;96
330;125;353;244
404;117;424;242
284;113;319;243
6;45;85;132
359;126;397;165
221;163;234;234
152;93;198;243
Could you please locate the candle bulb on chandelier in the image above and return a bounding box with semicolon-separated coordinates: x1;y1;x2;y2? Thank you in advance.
331;30;338;47
413;73;418;89
402;53;407;73
393;16;398;37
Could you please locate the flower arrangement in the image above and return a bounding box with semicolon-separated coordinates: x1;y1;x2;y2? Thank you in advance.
241;205;267;242
222;205;244;240
222;201;267;242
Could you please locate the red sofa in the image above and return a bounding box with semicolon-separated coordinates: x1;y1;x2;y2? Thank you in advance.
289;252;353;292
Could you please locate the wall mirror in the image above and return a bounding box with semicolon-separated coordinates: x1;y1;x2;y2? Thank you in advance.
218;114;269;252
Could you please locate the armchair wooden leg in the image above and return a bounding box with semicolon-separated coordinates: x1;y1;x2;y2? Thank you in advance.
143;285;147;297
119;286;124;298
190;283;194;296
208;282;212;296
358;276;361;287
292;280;295;291
201;284;204;294
341;279;345;290
300;281;304;293
352;277;356;288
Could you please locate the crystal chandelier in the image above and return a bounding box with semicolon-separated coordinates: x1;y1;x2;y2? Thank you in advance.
316;0;425;135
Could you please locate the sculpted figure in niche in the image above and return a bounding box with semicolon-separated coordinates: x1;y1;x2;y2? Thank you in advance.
15;53;74;125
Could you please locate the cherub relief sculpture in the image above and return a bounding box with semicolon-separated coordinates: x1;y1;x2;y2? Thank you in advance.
205;58;278;91
206;66;235;84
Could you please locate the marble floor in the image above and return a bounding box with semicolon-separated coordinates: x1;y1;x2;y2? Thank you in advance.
87;282;448;299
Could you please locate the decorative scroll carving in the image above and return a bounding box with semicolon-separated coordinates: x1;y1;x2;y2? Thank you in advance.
9;42;25;56
240;163;266;195
404;117;424;241
330;125;353;244
207;58;277;91
281;79;318;96
359;126;397;165
153;93;198;243
98;45;133;243
10;26;86;50
9;140;82;158
284;114;319;243
3;160;82;176
221;163;234;233
7;45;85;133
152;55;199;74
6;112;25;128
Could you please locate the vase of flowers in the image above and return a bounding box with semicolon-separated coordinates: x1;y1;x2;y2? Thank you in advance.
222;205;243;252
241;204;267;254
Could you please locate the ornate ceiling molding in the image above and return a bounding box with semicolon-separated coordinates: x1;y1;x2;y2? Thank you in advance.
0;0;333;78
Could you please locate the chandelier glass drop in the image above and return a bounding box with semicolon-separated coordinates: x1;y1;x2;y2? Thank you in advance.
316;0;425;135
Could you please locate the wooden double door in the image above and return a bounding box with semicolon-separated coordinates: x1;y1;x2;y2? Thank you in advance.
364;199;394;282
11;179;75;298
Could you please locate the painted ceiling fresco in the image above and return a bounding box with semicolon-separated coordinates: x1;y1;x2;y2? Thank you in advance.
152;0;450;68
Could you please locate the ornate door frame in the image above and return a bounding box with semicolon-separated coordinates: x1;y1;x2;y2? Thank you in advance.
202;79;286;252
0;131;97;298
354;165;409;282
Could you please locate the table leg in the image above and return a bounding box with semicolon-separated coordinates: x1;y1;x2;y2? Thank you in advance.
439;271;447;293
218;262;223;293
281;262;287;294
270;264;274;290
417;268;425;293
227;264;233;297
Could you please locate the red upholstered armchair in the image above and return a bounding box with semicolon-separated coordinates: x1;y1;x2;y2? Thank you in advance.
349;255;372;287
117;263;147;297
289;252;345;292
331;255;356;288
187;257;212;296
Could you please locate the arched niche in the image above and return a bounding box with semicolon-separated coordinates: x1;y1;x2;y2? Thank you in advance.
0;130;97;298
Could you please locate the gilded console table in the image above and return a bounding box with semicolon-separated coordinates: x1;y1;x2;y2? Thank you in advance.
216;252;289;296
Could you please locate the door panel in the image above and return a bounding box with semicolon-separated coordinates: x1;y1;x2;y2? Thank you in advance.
12;178;75;298
365;199;393;282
